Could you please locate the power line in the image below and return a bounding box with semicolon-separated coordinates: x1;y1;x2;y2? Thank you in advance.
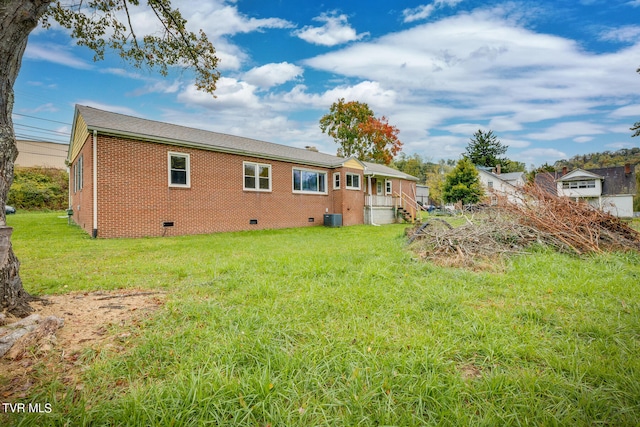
18;141;69;152
14;123;71;136
12;112;71;126
15;133;69;144
16;150;68;159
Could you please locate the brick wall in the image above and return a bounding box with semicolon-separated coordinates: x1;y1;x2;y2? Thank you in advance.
69;135;93;235
70;134;415;238
86;136;359;238
337;167;365;226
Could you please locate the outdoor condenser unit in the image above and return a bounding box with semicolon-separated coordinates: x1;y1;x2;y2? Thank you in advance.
323;213;342;227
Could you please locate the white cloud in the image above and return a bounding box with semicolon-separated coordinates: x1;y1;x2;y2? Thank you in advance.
610;104;640;118
573;136;594;143
526;122;606;141
488;117;524;132
24;43;91;69
74;101;138;116
177;77;260;110
294;13;368;46
441;123;486;135
179;3;294;38
114;1;293;71
243;62;303;89
402;0;464;23
519;147;568;162
277;81;397;112
501;138;530;149
129;80;182;97
600;25;640;43
18;103;58;114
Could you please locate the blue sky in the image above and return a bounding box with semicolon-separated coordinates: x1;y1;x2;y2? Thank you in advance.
13;0;640;168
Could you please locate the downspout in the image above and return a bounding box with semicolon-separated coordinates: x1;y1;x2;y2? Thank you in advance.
92;130;98;238
67;162;71;225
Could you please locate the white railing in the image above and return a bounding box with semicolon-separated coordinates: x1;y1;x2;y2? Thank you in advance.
365;195;396;207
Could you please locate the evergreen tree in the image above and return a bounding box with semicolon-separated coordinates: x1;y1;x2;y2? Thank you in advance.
442;158;483;205
464;130;508;169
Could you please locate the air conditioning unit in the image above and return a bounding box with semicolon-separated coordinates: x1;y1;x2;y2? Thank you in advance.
323;213;342;227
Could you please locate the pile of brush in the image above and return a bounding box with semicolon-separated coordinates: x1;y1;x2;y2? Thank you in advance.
408;184;640;269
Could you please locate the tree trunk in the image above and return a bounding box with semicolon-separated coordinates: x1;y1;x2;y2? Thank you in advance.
0;0;53;316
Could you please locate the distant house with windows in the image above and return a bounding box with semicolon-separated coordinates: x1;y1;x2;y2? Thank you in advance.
535;165;636;218
67;105;419;238
476;166;526;205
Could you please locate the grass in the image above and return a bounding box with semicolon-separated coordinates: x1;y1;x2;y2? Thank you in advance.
4;211;640;426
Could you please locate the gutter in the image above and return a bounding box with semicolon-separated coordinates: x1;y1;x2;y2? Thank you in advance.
85;126;342;170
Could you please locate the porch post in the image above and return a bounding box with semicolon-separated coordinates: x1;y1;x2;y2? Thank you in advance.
367;175;373;224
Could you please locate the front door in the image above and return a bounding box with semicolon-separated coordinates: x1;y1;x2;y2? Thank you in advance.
376;180;383;195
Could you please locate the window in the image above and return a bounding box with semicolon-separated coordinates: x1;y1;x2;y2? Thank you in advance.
346;173;361;190
333;172;340;189
74;154;83;192
293;168;327;194
487;181;494;188
244;162;271;191
385;180;392;195
562;180;596;189
169;152;190;187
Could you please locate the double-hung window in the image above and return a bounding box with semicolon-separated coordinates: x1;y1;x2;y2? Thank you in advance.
293;168;327;194
244;162;271;191
74;154;83;192
562;180;596;189
169;152;190;187
345;173;360;190
385;179;392;195
333;172;340;189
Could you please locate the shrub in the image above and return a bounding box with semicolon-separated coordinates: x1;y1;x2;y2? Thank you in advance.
8;167;68;210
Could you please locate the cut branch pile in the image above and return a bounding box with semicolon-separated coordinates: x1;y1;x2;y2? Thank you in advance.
408;184;640;269
499;184;640;254
407;213;542;270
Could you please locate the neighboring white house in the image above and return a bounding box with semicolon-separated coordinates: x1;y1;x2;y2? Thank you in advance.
554;166;636;218
476;167;526;205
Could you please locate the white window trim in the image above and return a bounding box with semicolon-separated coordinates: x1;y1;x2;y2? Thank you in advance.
292;167;328;195
168;152;191;188
333;172;341;190
74;154;83;193
346;173;361;190
385;179;392;195
243;161;272;192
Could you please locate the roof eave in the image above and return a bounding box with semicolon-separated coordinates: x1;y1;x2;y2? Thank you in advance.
87;126;340;169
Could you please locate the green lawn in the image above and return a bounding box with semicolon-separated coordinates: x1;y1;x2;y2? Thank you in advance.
5;212;640;426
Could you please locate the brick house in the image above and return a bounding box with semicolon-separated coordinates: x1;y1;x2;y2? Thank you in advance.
67;105;419;238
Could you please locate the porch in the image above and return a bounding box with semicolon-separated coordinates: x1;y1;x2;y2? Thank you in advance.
364;193;421;224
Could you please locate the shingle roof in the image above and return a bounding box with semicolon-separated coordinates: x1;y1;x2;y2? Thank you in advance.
561;166;636;196
75;105;417;181
76;105;342;167
535;166;637;196
360;161;418;180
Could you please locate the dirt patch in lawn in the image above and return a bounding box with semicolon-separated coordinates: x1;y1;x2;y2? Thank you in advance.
0;290;165;400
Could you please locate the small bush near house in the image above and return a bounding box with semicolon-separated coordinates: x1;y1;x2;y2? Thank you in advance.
8;167;68;210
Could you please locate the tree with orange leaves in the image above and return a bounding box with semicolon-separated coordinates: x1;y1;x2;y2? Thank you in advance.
319;98;402;165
